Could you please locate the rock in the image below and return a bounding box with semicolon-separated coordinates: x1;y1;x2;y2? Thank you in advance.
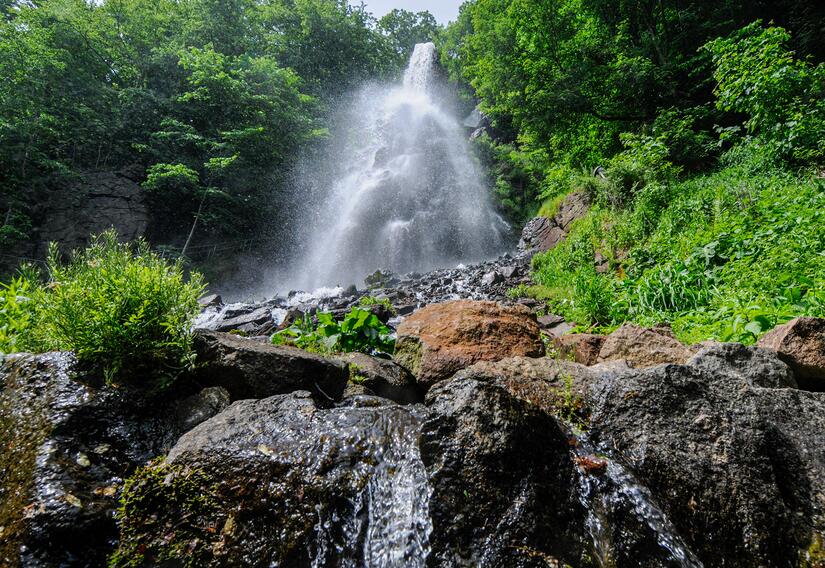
193;330;349;401
394;300;545;388
589;349;825;566
0;353;229;567
552;333;606;365
757;317;825;390
421;374;586;566
689;342;797;388
197;293;222;308
499;265;520;279
215;306;273;333
334;352;423;404
598;323;695;367
518;192;589;255
480;270;503;286
112;392;432;567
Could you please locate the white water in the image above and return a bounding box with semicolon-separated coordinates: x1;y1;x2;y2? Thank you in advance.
290;43;508;290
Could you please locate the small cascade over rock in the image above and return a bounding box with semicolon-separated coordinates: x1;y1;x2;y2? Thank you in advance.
290;43;509;290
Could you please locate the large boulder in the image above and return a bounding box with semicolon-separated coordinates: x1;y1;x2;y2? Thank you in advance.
0;353;229;567
193;330;349;401
589;343;825;566
394;300;545;388
598;323;695;368
111;393;432;567
421;374;586;567
757;316;825;390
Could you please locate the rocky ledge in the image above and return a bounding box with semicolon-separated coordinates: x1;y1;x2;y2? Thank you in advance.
3;299;825;567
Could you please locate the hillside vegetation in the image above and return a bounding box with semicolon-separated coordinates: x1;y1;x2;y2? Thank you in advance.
439;1;824;343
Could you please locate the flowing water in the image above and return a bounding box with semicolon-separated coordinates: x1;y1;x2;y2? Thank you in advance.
290;43;509;291
309;406;432;567
572;434;704;568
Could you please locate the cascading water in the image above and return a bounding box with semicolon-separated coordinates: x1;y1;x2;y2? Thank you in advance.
291;43;508;290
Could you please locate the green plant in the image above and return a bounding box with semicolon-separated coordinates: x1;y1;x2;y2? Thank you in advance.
273;307;395;355
34;230;205;383
358;295;396;315
0;271;39;355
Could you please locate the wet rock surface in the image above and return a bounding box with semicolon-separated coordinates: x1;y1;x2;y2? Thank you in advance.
421;374;586;567
334;352;423;404
394;300;545;388
113;392;432;567
0;353;229;567
589;343;825;567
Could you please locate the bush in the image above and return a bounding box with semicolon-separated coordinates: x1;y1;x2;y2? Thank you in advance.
0;272;38;355
0;231;205;383
272;306;395;355
705;22;825;164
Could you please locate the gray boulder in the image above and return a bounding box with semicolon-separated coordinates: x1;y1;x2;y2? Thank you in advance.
193;330;349;401
589;343;825;566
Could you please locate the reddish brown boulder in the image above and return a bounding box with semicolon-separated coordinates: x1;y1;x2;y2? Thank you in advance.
598;323;695;368
757;317;825;390
552;334;606;365
394;300;545;387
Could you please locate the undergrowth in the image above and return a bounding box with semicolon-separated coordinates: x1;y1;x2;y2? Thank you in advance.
0;230;205;383
529;157;825;344
272;306;395;355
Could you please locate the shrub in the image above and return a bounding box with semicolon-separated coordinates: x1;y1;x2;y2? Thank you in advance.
0;271;39;355
705;22;825;164
13;231;205;383
272;307;395;355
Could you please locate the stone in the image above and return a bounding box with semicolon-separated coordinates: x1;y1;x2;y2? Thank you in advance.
394;300;545;388
480;270;503;286
197;293;222;308
421;375;586;566
589;350;825;566
193;330;349;401
598;323;695;367
112;393;431;567
757;317;825;390
215;306;273;333
499;265;520;279
0;353;229;567
552;333;606;365
334;352;424;404
518;192;590;255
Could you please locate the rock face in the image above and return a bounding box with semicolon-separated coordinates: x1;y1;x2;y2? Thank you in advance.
36;171;149;257
193;330;349;401
758;316;825;390
394;300;545;388
421;374;586;567
113;393;432;567
0;353;229;567
598;323;695;367
589;343;825;566
518;191;589;255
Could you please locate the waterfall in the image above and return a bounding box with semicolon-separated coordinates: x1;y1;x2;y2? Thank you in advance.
290;42;509;291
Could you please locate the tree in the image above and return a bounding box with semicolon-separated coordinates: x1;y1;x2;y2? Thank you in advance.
378;9;439;68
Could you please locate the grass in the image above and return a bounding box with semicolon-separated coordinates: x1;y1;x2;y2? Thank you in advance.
526;158;825;344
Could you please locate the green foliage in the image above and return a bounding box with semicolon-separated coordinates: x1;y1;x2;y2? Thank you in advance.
0;230;205;382
272;307;395;355
358;295;396;314
531;163;825;342
379;9;440;67
0;272;38;355
705;22;825;164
